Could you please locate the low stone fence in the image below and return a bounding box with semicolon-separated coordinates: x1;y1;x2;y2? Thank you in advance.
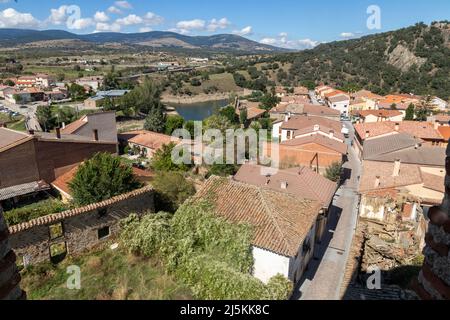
8;186;154;266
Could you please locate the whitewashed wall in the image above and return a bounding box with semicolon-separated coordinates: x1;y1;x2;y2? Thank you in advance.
252;246;290;283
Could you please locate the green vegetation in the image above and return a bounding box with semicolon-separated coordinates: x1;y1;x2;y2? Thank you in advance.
151;171;196;212
143;106;166;133
4;198;70;226
69;153;142;206
120;200;292;300
151;143;191;172
164;115;184;135
21;246;192;300
325;162;343;183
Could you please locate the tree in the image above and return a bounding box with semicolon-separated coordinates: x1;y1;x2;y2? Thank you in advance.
219;106;238;124
144;106;166;133
239;108;248;125
151;142;190;172
203;114;233;133
207;163;239;178
69;153;141;206
69;83;87;101
127;78;164;114
56;73;65;82
165;115;184;135
405;103;415;120
184;120;195;139
325;162;343;183
259;93;280;111
4;79;15;86
190;78;201;86
36;105;55;132
152;171;196;212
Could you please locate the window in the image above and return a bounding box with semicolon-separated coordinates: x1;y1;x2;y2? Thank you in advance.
49;242;67;264
49;222;64;240
97;208;108;218
98;226;110;240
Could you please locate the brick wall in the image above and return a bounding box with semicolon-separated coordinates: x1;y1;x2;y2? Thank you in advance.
0;207;25;300
8;186;154;266
413;146;450;300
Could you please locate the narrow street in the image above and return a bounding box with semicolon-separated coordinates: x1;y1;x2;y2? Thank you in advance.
296;121;362;300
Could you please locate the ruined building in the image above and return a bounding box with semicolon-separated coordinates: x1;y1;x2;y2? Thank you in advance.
0;207;25;300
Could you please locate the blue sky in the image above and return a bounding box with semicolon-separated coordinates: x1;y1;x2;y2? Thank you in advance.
0;0;449;49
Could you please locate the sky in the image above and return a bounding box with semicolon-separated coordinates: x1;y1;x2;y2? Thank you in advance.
0;0;449;49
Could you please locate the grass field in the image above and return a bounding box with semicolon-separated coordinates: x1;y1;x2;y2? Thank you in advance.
186;72;241;94
21;245;193;300
0;113;27;131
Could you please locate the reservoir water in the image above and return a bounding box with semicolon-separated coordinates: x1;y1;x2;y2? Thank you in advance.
169;99;229;121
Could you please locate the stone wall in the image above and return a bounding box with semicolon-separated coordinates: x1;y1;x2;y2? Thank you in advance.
0;207;25;300
8;186;154;266
413;147;450;300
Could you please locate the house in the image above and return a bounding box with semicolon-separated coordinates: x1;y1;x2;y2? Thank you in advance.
122;130;181;159
61;111;118;145
353;121;444;157
430;96;448;111
270;103;340;121
275;86;288;97
326;93;350;116
265;134;348;171
315;85;334;100
273;115;345;143
84;90;130;109
293;86;309;97
356;110;404;123
349;90;383;113
234;163;337;241
235;100;267;122
75;76;104;92
15;76;36;88
194;175;324;284
0;126;117;206
35;74;53;88
360;133;423;161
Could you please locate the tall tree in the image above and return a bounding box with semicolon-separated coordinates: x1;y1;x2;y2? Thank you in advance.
144;106;166;133
405;103;415;120
69;153;141;206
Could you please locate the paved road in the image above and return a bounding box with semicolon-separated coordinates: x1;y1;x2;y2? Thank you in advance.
2;100;42;131
297;121;362;300
309;91;321;105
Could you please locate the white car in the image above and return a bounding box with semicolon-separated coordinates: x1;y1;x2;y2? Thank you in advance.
341;126;350;137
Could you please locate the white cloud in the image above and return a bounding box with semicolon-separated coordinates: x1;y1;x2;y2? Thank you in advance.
107;6;122;15
168;27;190;35
176;19;205;31
139;26;152;33
207;17;230;32
116;14;143;26
143;12;164;26
260;33;319;50
95;22;121;32
0;8;41;28
232;26;253;36
94;11;109;23
340;32;355;38
47;5;69;25
70;18;94;30
114;1;132;9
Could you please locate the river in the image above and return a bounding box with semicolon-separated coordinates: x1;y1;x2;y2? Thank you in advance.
168;99;230;121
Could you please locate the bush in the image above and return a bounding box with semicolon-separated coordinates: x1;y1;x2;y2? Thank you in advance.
4;199;69;226
151;143;191;172
325;162;343;182
151;171;196;212
120;200;293;300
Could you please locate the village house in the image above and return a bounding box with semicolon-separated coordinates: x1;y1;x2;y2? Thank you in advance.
314;85;334;100
326;91;350;116
0;125;117;208
353;121;445;157
235;99;267;122
84;90;130;109
348;90;383;114
270;103;340;121
356;110;404;123
75;76;104;92
119;130;181;159
430;96;448;111
194;175;324;284
273;115;345;143
5;88;45;104
61;111;118;145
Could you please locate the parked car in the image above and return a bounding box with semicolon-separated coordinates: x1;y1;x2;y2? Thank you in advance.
20;105;28;109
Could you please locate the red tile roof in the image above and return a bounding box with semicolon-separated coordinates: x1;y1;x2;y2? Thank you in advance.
354;121;443;141
51;165;79;196
281;134;348;155
194;176;322;257
358;110;403;118
438;126;450;140
129;131;180;150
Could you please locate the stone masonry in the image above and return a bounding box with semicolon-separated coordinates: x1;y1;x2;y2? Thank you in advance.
0;207;25;300
413;146;450;300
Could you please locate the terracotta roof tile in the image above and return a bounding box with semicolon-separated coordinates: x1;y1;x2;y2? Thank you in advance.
355;121;443;141
129;131;180;150
281;134;348;155
194;176;322;257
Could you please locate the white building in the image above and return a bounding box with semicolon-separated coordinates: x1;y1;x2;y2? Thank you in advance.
431;97;448;111
327;94;350;116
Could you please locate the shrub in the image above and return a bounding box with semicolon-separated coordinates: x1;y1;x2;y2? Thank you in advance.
151;171;196;212
4;199;70;226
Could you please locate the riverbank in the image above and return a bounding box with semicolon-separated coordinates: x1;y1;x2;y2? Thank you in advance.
162;91;245;104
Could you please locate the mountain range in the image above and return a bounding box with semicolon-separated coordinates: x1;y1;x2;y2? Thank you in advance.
0;29;288;53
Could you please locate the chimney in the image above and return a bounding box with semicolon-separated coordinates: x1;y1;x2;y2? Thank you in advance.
374;176;381;188
62;122;66;129
55;127;61;139
393;159;401;177
93;129;99;141
434;120;440;130
329;130;334;139
281;181;288;189
394;123;400;132
284;112;291;122
313;124;320;132
365;131;370;139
